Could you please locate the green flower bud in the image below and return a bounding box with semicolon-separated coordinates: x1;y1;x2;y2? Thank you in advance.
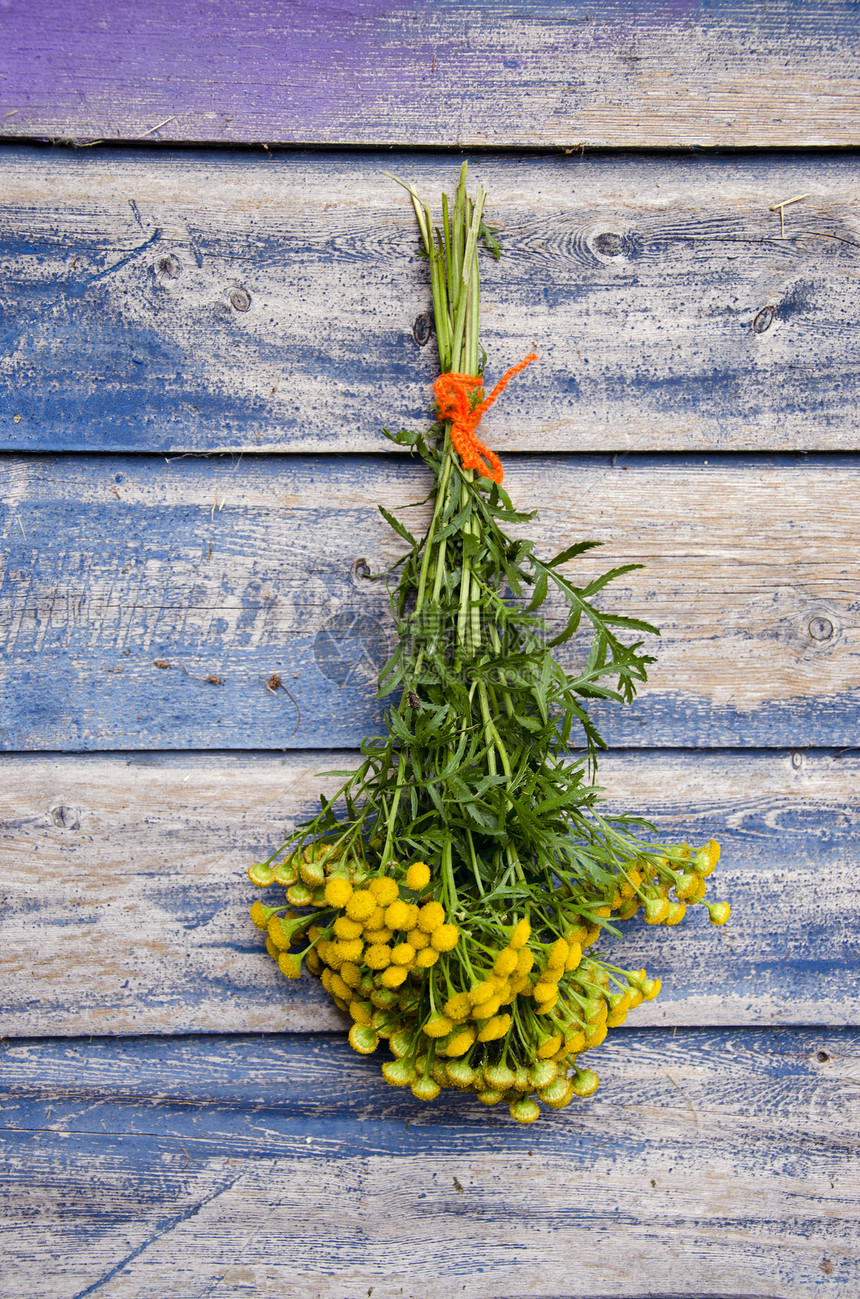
248;862;275;888
476;1088;505;1106
382;1058;415;1087
570;1068;599;1098
445;1060;477;1090
539;1077;575;1109
484;1063;516;1091
411;1075;441;1102
348;1024;380;1055
527;1060;558;1090
509;1097;541;1125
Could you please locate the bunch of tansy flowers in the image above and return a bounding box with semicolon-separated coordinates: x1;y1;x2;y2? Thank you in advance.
249;165;729;1124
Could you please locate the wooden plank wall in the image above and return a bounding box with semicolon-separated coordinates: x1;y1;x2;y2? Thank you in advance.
1;5;860;1297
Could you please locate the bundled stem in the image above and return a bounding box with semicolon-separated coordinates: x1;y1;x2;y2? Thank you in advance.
249;164;729;1122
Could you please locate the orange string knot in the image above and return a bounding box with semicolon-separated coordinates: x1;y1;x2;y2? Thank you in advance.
433;352;538;485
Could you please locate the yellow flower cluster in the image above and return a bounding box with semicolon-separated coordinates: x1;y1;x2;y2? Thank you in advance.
589;839;729;930
250;838;728;1124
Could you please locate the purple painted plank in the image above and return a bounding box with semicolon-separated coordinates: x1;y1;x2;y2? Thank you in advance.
0;0;857;148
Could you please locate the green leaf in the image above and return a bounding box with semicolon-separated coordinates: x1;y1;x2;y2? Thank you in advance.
525;569;548;613
378;505;418;550
545;539;603;568
581;563;644;598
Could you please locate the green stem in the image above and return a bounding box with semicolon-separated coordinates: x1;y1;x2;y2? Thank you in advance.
380;750;407;870
414;437;455;616
449;188;486;369
441;837;458;914
465;829;485;898
478;680;512;779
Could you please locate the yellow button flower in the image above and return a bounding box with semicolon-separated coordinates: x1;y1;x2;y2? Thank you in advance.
249;900;269;930
515;948;534;977
546;938;569;971
363;926;394;945
476;1013;511;1042
324;877;353;908
349;999;373;1026
333;938;363;964
443;1027;476;1057
266;917;290;950
348;1023;379;1055
329;972;353;1001
405;861;431;891
391;942;416;966
369;876;399;906
444;992;472;1022
339;961;362;989
509;1097;540;1124
430;923;460;953
493;948;518;978
277;952;301;979
345;890;376;923
364;943;392;970
333;915;363;940
417;901;446;934
509;918;531;949
384;900;411;930
423;1012;454;1038
469;980;496;1007
537;1031;563;1059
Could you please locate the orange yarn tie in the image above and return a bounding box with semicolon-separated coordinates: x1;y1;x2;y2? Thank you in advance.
433;353;538;484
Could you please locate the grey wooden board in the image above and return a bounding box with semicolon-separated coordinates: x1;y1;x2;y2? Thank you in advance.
2;0;859;149
2;149;860;454
2;454;859;751
2;749;857;1037
1;1030;858;1298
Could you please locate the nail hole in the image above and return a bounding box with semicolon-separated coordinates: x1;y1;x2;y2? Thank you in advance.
156;254;181;282
412;312;433;346
753;305;775;334
816;1051;830;1063
230;287;251;312
808;616;833;642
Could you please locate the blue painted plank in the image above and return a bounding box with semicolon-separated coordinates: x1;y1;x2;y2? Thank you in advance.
1;750;858;1034
0;1;857;147
1;453;859;751
1;1028;853;1130
2;148;859;454
1;1031;858;1298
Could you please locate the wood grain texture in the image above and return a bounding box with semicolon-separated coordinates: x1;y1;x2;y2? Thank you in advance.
2;454;859;751
1;1;858;149
2;149;859;454
1;1029;858;1298
2;749;857;1036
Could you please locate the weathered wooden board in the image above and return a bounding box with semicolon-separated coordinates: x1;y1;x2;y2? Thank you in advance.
2;454;858;751
1;1029;858;1298
2;149;859;454
1;1;858;149
2;749;857;1036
